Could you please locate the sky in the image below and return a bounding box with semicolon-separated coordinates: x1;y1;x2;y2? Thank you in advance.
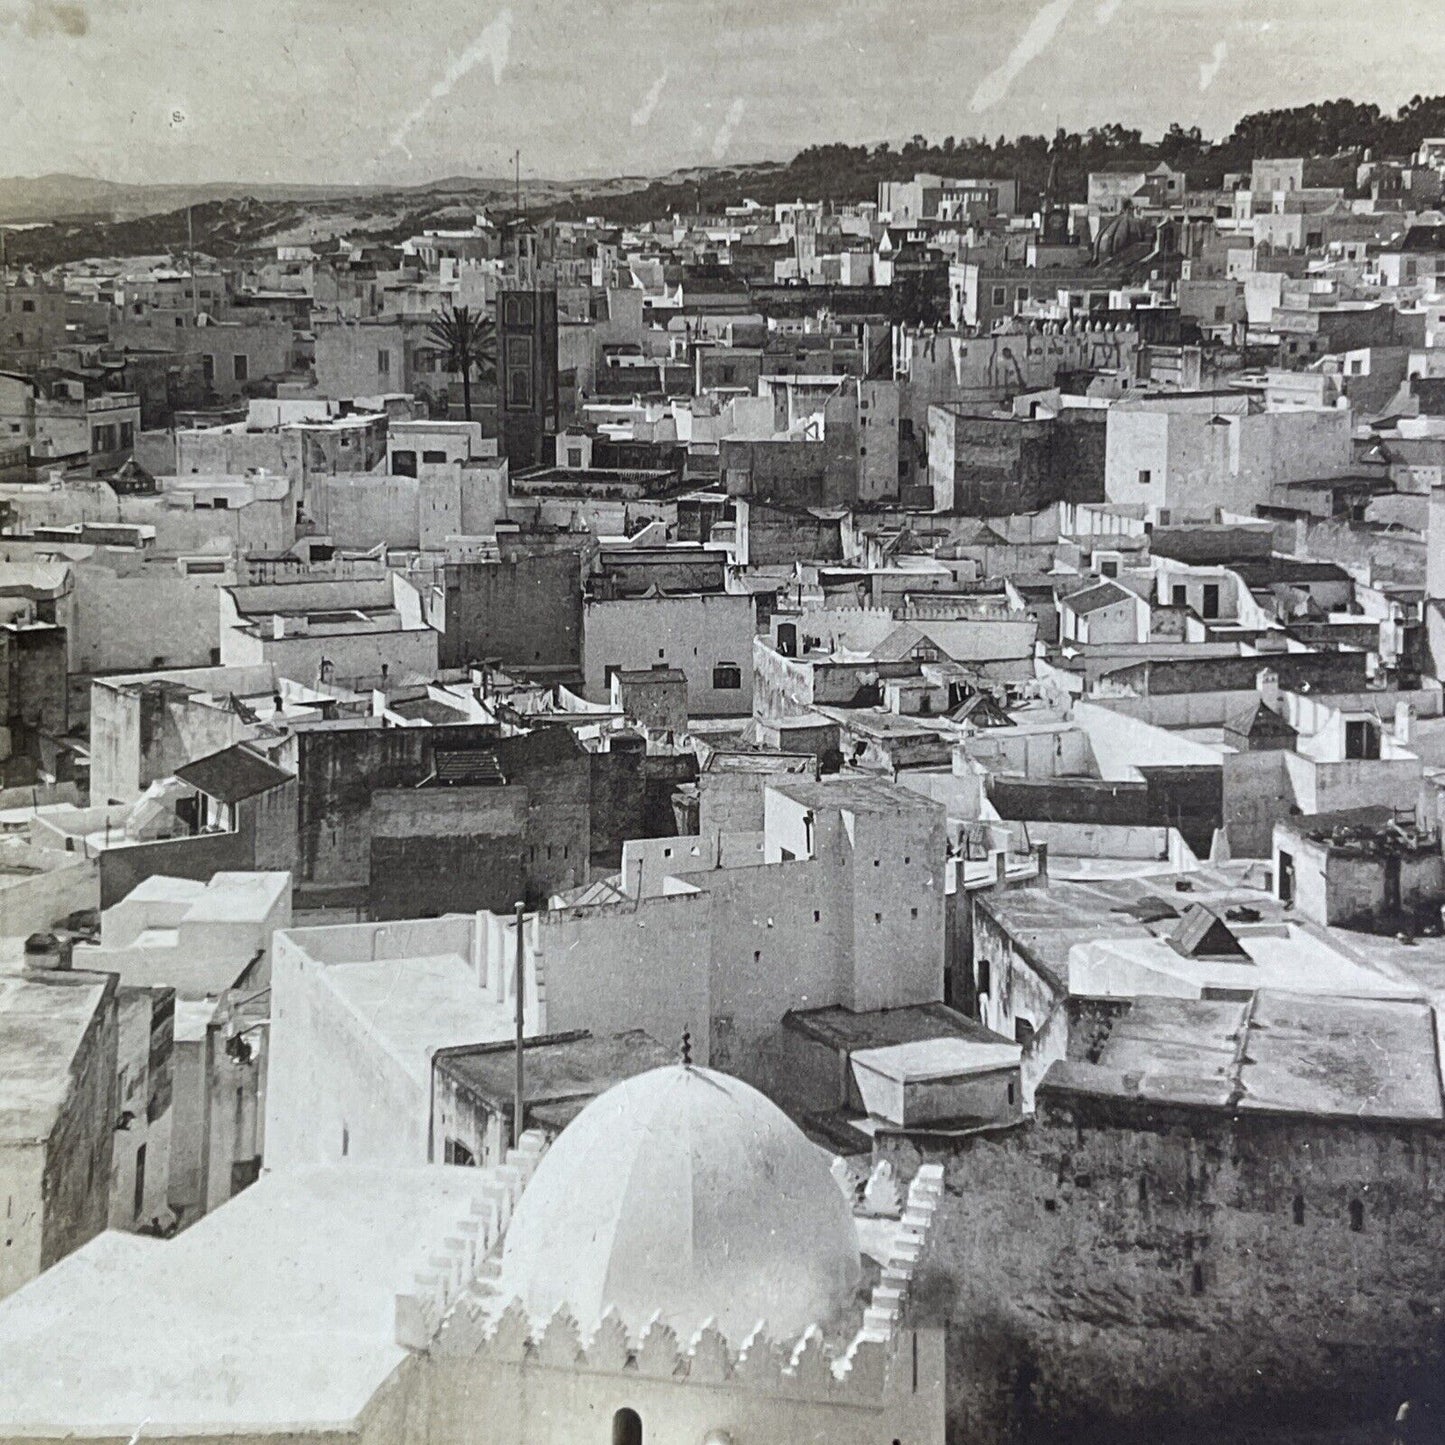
3;0;1445;187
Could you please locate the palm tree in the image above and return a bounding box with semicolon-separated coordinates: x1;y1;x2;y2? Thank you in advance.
425;304;496;421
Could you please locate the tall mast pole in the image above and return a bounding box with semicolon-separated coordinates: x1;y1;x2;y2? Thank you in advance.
186;205;199;323
512;899;526;1149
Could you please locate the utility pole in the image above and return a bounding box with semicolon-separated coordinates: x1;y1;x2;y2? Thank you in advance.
511;899;525;1149
186;206;199;323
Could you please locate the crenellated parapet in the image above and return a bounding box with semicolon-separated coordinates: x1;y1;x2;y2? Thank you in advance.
418;1157;946;1409
394;1129;549;1350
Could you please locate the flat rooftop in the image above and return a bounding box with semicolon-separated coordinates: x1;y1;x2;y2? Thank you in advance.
0;973;109;1142
976;869;1282;990
785;1001;1012;1053
322;951;518;1085
0;1165;491;1433
435;1028;673;1131
111;871;290;925
1053;991;1443;1121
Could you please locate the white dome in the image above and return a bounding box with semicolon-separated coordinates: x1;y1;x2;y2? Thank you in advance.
497;1064;861;1344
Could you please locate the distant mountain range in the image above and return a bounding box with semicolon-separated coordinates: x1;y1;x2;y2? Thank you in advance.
0;168;727;226
0;162;789;269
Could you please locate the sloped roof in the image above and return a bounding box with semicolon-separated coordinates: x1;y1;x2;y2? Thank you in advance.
431;748;506;786
174;743;293;803
1224;699;1298;745
1063;580;1135;616
1167;903;1249;959
870;622;937;662
950;692;1015;728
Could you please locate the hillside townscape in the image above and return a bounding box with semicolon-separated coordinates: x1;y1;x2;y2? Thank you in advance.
4;19;1445;1445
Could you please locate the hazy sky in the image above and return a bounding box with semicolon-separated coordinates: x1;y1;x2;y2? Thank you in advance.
4;0;1445;186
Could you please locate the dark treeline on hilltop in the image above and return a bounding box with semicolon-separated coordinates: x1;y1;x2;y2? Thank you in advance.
580;93;1445;223
11;93;1445;266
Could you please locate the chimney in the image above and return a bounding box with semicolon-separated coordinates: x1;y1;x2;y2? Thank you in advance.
1256;666;1281;710
23;932;69;972
1396;698;1416;746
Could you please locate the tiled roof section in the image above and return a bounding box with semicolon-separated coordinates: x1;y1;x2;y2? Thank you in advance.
431;748;506;786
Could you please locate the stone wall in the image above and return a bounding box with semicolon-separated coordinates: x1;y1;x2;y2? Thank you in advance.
879;1088;1445;1445
437;552;581;673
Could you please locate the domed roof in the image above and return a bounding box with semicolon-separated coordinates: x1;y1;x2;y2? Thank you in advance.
1093;202;1150;262
497;1065;861;1343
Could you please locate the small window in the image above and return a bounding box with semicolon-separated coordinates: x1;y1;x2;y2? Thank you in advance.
874;912;882;925
910;907;918;918
712;663;742;690
377;348;391;376
991;285;1007;306
1191;1263;1205;1295
232;353;249;382
421;449;447;464
1292;1194;1305;1225
20;299;35;314
202;354;215;383
567;447;583;467
1349;1199;1364;1232
393;449;417;478
813;910;820;923
341;1125;349;1157
1137;468;1151;486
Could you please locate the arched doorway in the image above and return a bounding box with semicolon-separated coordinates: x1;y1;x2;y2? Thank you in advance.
612;1407;643;1445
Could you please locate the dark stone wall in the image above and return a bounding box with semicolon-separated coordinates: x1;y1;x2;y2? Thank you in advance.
747;503;845;566
985;768;1221;858
587;750;697;874
99;828;253;909
880;1092;1445;1445
40;975;118;1273
369;784;537;918
439;552;581;673
296;723;589;905
945;411;1106;516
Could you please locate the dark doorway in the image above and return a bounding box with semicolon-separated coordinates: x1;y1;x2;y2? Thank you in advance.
612;1408;643;1445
